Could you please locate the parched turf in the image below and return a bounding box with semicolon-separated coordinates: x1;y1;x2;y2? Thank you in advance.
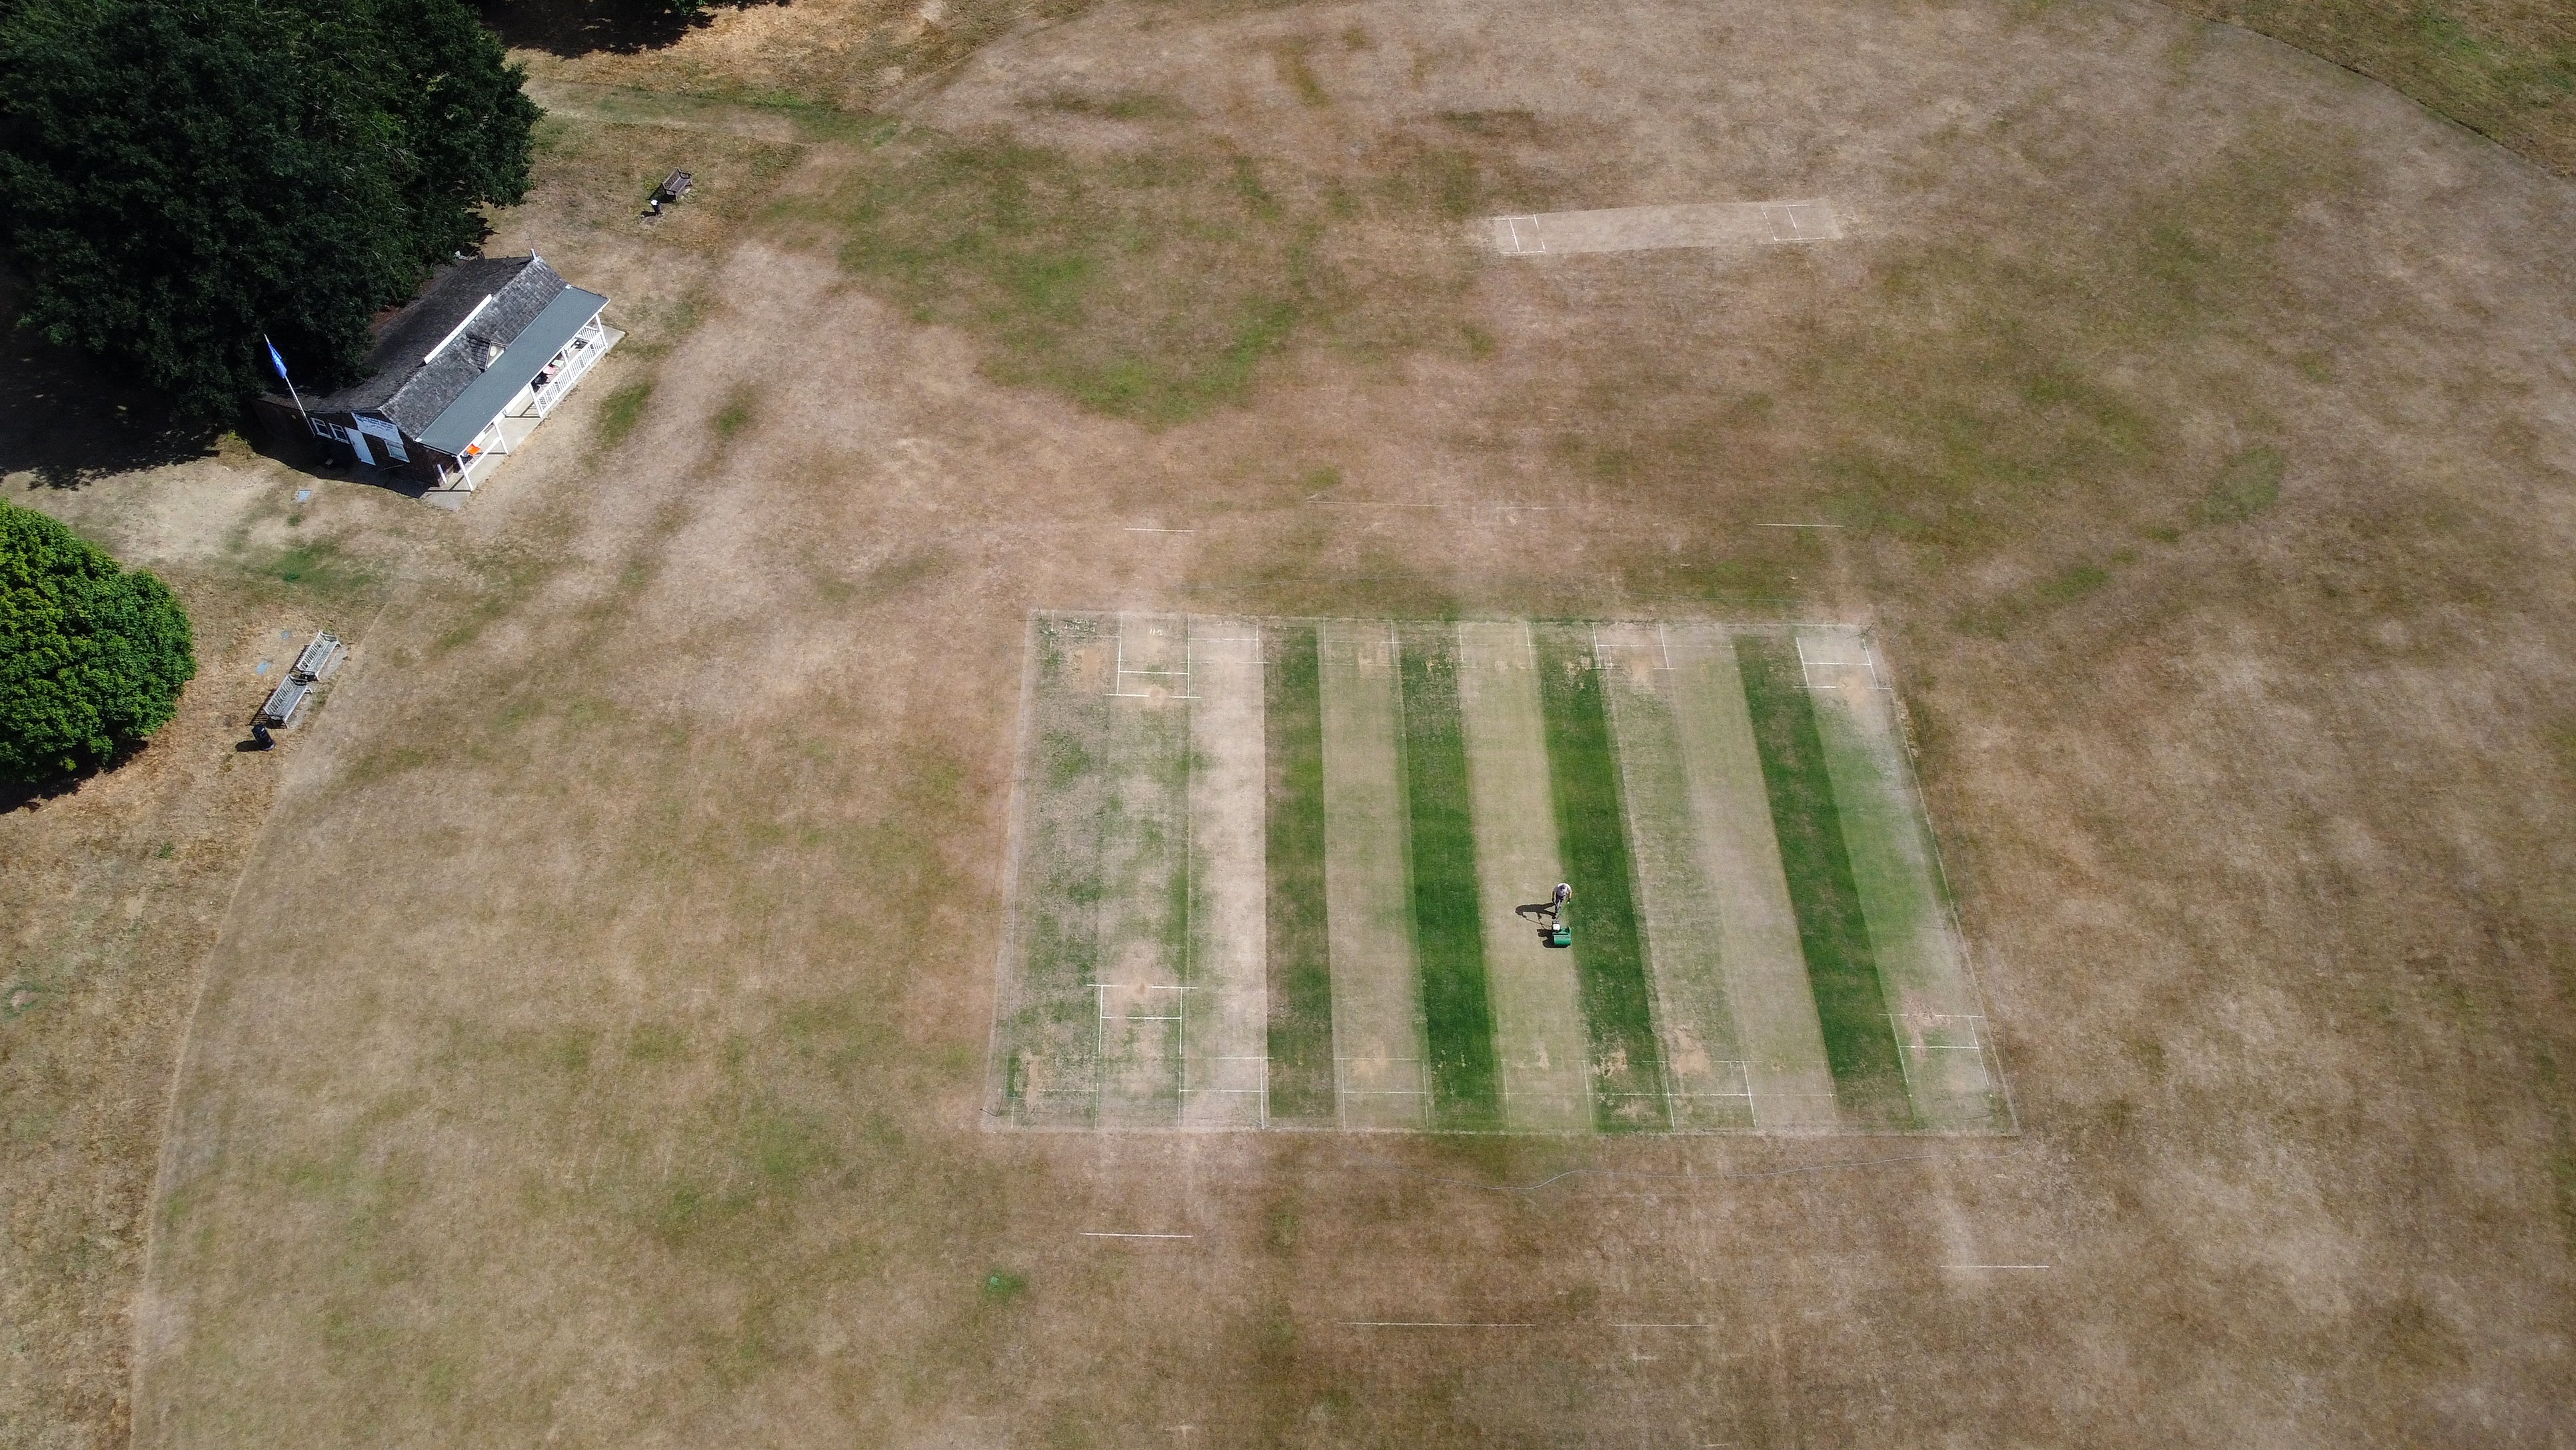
996;616;1112;1123
1261;624;1335;1123
1801;638;2010;1131
1733;635;1913;1127
1531;625;1668;1131
1394;624;1502;1129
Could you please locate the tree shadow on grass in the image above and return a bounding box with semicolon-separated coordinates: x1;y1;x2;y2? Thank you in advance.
0;289;219;490
476;0;786;59
0;740;155;815
0;276;450;508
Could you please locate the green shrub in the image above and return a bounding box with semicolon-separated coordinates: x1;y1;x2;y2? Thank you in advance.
0;502;196;780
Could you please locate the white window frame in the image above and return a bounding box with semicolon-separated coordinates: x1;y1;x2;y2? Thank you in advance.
353;414;409;462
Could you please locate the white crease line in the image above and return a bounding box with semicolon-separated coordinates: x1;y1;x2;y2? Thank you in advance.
1756;522;1844;528
1314;502;1556;511
1122;526;1197;533
1941;1263;2050;1270
1081;1231;1196;1239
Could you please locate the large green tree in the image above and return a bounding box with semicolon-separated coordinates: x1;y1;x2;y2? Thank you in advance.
0;500;196;781
0;0;541;418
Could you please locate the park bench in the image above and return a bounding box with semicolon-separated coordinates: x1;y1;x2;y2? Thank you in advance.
259;678;310;727
293;631;345;682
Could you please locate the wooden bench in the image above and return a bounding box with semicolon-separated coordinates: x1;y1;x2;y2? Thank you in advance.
657;171;693;203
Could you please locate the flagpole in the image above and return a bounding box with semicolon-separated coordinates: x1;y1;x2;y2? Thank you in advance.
265;333;311;432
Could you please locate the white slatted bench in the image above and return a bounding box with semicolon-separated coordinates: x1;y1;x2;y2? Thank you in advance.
259;678;311;726
293;632;345;681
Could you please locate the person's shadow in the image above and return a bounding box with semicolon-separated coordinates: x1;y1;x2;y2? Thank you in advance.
1514;902;1568;944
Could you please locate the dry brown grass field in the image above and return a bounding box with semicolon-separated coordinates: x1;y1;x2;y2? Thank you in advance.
7;0;2576;1445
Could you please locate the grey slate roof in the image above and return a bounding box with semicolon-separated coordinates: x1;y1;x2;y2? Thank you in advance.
307;256;571;434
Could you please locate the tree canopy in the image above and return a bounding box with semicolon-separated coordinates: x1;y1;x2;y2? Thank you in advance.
0;0;541;418
0;500;196;782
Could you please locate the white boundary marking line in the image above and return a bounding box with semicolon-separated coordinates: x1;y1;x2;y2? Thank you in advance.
1081;1231;1196;1239
1886;629;2023;1136
1338;1321;1536;1329
1794;633;1886;693
1178;640;1192;1117
1494;214;1548;255
981;613;1050;1129
1597;621;1684;1130
1826;623;2022;1133
1941;1263;2050;1270
1490;201;1838;255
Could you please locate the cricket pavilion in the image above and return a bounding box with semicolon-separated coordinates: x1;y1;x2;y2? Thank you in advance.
261;255;619;506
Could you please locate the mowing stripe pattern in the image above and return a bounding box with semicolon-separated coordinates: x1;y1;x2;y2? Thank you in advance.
1799;634;2009;1131
1394;624;1503;1129
1456;622;1590;1130
1180;619;1268;1127
1261;623;1336;1122
987;613;2009;1136
1317;621;1429;1128
1532;625;1669;1131
1097;615;1194;1123
996;615;1112;1122
1733;634;1914;1127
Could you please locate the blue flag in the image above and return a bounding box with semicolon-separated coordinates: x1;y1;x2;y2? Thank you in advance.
265;335;291;384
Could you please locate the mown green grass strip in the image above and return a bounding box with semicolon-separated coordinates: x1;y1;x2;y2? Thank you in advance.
1396;625;1502;1129
1532;626;1669;1131
1734;635;1914;1126
1261;623;1335;1122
